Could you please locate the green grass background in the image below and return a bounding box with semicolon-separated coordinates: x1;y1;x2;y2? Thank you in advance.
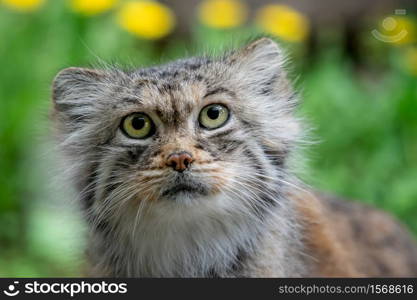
0;2;416;276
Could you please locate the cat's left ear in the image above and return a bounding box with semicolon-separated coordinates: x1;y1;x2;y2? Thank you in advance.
52;67;107;120
226;38;289;95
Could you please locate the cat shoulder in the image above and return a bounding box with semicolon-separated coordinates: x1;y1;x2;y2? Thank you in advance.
290;190;417;277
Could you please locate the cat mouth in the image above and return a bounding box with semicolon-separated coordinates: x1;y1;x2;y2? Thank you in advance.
161;184;204;197
161;175;209;199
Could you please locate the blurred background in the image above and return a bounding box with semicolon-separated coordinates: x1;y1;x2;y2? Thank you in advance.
0;0;416;277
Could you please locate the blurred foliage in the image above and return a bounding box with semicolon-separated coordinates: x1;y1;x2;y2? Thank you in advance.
198;0;248;29
117;0;175;39
69;0;118;16
255;4;309;42
0;0;416;276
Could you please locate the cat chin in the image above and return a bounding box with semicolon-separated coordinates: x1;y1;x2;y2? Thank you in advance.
161;191;215;206
159;173;212;202
161;183;208;198
147;193;230;216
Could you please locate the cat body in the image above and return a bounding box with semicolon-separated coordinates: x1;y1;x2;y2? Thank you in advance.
51;38;417;277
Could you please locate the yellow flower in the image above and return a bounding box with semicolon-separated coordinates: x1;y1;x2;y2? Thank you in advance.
255;4;309;43
198;0;248;29
376;16;416;46
2;0;44;12
403;47;417;76
117;0;175;40
70;0;118;16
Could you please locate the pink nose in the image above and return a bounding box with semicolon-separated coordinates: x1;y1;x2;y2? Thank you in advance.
166;151;194;172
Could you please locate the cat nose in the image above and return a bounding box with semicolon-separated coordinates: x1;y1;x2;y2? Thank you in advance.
166;151;194;172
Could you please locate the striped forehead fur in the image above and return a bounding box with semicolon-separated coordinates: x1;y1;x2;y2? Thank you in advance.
51;38;306;277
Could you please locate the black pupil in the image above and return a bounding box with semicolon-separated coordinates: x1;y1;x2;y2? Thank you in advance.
207;106;221;120
131;116;145;130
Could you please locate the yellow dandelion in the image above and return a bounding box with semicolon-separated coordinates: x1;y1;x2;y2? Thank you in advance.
117;0;175;40
255;4;309;43
70;0;118;16
376;16;416;46
198;0;248;29
2;0;44;12
403;47;417;76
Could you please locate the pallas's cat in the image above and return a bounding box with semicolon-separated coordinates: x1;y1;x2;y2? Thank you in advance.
51;38;417;277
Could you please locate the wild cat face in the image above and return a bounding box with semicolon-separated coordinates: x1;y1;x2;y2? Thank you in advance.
52;38;300;225
109;78;244;202
99;83;245;204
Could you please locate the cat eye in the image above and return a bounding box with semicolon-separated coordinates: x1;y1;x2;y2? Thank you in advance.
199;104;229;130
121;113;155;139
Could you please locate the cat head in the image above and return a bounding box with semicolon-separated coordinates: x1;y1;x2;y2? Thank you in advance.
52;38;301;227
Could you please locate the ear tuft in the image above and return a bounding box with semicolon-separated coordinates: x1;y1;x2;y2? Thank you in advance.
52;67;105;114
228;37;283;67
241;37;282;60
226;38;288;96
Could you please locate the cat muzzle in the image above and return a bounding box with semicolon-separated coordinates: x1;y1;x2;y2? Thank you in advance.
165;151;194;172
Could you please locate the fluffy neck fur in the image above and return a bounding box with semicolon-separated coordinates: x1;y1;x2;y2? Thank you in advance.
87;190;306;277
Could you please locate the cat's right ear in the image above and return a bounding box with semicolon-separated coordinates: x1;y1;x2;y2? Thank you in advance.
225;38;289;96
52;67;105;118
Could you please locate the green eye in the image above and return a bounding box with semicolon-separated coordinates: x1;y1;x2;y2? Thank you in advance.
121;113;154;139
199;104;229;129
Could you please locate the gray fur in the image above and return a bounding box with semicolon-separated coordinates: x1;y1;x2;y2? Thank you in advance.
52;38;308;277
